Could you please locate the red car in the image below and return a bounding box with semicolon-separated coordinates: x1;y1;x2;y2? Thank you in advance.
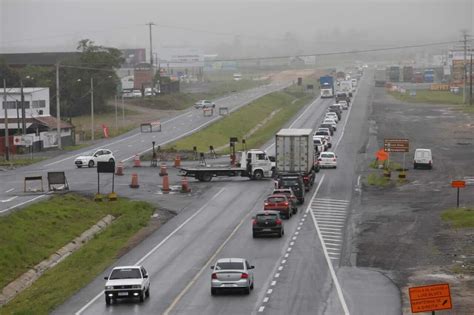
264;194;292;219
272;188;298;214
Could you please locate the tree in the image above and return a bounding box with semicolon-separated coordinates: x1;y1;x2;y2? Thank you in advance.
0;58;20;86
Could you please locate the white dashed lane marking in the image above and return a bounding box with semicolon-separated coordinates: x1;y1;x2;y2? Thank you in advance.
310;198;349;261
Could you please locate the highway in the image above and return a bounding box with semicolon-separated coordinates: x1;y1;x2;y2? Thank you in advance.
52;72;401;314
0;81;288;215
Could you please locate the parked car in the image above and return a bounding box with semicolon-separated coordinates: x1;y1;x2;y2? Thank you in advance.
318;152;337;168
325;112;339;123
272;188;298;213
320;123;335;135
132;90;142;98
277;174;305;204
252;210;284;238
210;258;255;295
194;100;216;109
104;265;150;305
414;148;433;169
75;149;115;168
264;194;292;219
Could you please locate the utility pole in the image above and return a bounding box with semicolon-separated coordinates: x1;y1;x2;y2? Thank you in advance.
470;52;473;106
3;79;10;161
147;22;155;91
56;63;62;149
90;77;94;141
462;31;468;104
121;94;125;125
114;94;118;133
20;80;26;135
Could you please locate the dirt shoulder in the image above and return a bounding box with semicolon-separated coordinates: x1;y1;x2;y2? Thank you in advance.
354;87;474;314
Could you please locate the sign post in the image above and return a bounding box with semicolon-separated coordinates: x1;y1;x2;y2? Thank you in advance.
384;138;409;177
409;283;452;314
451;180;466;208
96;161;116;201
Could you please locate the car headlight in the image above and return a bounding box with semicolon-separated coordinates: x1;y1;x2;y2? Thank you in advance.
132;285;141;289
105;286;113;290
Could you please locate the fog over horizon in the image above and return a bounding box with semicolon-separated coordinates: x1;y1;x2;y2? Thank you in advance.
1;0;473;59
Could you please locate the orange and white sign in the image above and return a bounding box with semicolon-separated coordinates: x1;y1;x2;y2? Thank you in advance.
409;283;452;313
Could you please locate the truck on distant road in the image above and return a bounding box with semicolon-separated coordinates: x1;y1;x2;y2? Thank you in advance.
319;75;334;98
403;66;414;82
178;149;273;182
424;69;435;83
275;129;316;192
374;68;387;87
388;66;401;82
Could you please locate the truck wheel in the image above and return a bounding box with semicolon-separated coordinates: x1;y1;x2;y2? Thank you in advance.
253;170;263;180
201;173;212;182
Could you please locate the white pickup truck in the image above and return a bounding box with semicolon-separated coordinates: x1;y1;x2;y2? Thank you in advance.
104;266;150;305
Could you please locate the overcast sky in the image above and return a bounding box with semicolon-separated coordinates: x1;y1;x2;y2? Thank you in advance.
1;0;473;57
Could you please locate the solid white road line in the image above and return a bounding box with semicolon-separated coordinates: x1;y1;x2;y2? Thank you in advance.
5;188;14;193
1;196;18;203
315;198;350;203
305;174;325;214
75;188;226;315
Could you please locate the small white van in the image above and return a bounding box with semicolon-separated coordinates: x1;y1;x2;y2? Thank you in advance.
414;148;432;169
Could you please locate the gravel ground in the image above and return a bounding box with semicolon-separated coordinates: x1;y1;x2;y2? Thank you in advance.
354;87;474;314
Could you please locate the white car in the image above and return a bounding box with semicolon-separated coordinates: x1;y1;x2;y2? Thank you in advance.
211;258;255;295
104;266;150;305
339;100;349;110
194;100;216;109
325;112;339;122
323;119;338;131
318;152;337;168
313;136;328;152
74;149;115;168
132;90;142;98
414;148;432;169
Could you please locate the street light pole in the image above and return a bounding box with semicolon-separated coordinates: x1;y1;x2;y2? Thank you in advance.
90;77;94;141
114;94;118;133
56;63;62;149
3;79;10;161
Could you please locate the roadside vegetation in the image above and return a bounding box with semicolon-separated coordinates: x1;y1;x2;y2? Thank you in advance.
161;85;316;155
0;157;45;167
389;90;464;105
0;194;156;315
441;207;474;228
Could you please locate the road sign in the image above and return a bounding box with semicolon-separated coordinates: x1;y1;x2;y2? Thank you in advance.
451;180;466;188
384;138;409;152
409;283;452;313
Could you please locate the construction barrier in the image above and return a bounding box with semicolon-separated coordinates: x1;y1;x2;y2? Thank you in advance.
130;173;140;188
174;155;181;168
115;161;124;176
133;154;141;167
162;175;170;192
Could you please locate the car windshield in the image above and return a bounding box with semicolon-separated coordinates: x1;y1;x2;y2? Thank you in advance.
256;214;277;222
83;151;94;156
109;268;141;279
215;262;244;270
321;153;334;158
267;196;286;203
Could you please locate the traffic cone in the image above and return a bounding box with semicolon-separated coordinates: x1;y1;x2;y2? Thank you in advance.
133;154;141;167
181;176;191;193
174;155;181;168
159;163;168;176
162;175;170;192
115;161;124;176
130;173;140;188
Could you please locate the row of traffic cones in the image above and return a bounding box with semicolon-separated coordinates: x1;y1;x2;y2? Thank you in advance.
128;172;190;193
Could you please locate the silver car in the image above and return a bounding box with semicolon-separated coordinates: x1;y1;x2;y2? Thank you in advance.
210;258;255;295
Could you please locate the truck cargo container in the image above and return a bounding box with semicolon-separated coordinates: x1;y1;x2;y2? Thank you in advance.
388;66;401;82
319;75;334;98
403;66;414;82
275;129;316;191
424;69;435;83
374;69;387;87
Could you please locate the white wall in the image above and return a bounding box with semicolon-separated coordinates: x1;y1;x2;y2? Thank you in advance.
0;88;50;119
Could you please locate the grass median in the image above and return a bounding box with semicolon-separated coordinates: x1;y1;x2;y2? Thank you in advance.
441;207;474;228
0;194;156;315
162;86;316;155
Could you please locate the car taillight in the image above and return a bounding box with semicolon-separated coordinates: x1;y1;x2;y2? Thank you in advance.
303;176;308;181
429;160;432;164
275;219;282;225
333;158;337;161
252;219;257;226
241;273;249;279
212;273;217;279
264;202;269;206
283;201;289;206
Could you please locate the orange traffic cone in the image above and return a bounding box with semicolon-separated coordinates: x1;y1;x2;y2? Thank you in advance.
174;155;181;168
159;163;168;176
133;154;141;167
115;161;124;176
130;173;140;188
162;175;170;192
181;176;191;193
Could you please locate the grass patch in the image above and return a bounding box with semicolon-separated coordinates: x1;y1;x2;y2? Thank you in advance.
0;157;46;167
162;88;315;154
366;173;391;187
389;90;464;105
0;194;155;315
441;207;474;228
62;143;89;152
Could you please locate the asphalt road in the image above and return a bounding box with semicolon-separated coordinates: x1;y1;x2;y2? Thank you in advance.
51;71;401;315
0;81;288;215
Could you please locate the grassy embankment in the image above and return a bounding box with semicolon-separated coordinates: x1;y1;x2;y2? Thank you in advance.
0;194;156;315
161;84;316;155
389;90;467;106
441;207;474;228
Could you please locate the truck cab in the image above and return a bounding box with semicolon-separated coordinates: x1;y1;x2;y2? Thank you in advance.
239;150;273;180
